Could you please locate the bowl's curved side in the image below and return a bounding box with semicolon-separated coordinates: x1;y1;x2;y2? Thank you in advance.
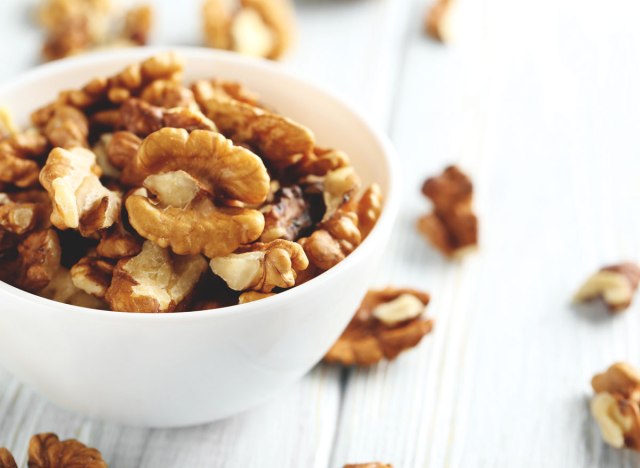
0;48;401;426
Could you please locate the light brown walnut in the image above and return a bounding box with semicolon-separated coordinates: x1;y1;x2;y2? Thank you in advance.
96;221;142;259
0;130;49;188
199;96;315;169
425;0;454;43
105;240;207;312
29;432;107;468
591;363;640;450
70;256;114;298
325;287;433;366
39;147;121;236
106;131;142;170
418;165;478;257
44;105;89;148
0;191;51;235
574;263;640;312
140;80;196;109
12;229;62;292
344;464;393;468
299;211;361;271
203;0;295;59
210;239;308;293
121;127;269;204
0;108;17;140
123;4;153;45
291;147;351;178
0;448;16;468
357;183;382;239
322;167;361;222
238;291;276;304
37;267;107;309
192;79;262;108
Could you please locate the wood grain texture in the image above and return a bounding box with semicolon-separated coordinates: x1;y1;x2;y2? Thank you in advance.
2;0;640;466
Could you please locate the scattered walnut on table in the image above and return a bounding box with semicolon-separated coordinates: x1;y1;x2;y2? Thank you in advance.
574;263;640;312
325;287;433;366
0;448;17;468
418;165;478;257
105;240;207;312
591;362;640;450
39;147;121;236
424;0;454;43
344;464;393;468
29;433;107;468
203;0;295;60
122;4;153;46
210;239;309;293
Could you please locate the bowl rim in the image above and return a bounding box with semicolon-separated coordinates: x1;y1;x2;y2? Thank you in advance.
0;46;401;321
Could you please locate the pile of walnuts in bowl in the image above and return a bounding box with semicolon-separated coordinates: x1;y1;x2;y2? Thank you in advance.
0;52;382;313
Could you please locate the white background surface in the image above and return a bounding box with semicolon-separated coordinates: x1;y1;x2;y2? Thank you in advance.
2;0;640;466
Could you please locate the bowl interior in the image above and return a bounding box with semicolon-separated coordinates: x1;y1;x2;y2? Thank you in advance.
0;47;398;315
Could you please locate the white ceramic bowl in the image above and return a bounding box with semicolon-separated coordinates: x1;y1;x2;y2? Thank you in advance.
0;47;400;427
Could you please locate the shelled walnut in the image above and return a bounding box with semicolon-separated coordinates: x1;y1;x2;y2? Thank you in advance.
203;0;295;59
418;165;478;257
325;288;434;366
29;433;107;468
424;0;454;43
344;464;393;468
591;362;640;450
574;263;640;312
0;53;382;312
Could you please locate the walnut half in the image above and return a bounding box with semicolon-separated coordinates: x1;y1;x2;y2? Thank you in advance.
29;433;107;468
591;362;640;450
0;448;16;468
325;287;434;366
574;263;640;312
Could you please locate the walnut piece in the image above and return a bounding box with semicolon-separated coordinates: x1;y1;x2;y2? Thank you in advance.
0;107;18;140
344;464;393;468
203;0;295;59
10;229;61;292
0;132;46;187
39;147;121;236
325;288;433;366
70;256;114;298
260;185;312;242
29;433;107;468
122;128;269;203
199;96;315;169
0;191;51;235
322;167;361;222
574;263;640;312
96;221;142;259
37;267;107;309
357;184;383;239
126;169;265;258
210;239;308;293
106;131;142;170
291;147;350;178
123;4;153;46
44;105;89;148
425;0;454;43
140;80;196;109
591;363;640;450
299;211;361;271
0;448;16;468
239;291;276;304
120;98;216;137
192;79;262;108
418;165;478;257
105;240;207;312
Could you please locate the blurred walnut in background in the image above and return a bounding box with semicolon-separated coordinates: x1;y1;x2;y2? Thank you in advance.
203;0;296;60
37;0;153;61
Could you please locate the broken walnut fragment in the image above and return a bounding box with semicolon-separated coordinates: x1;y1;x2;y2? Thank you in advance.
591;363;640;450
70;255;114;298
120;98;216;137
210;239;309;293
424;0;454;43
29;432;107;468
574;263;640;312
126;170;265;258
260;185;312;242
0;448;16;468
325;288;433;366
105;240;207;312
344;464;393;468
203;0;295;59
39;147;121;236
418;165;478;257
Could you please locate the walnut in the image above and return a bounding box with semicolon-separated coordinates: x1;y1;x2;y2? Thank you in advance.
0;137;43;188
192;79;262;108
120;98;216;137
591;363;640;450
203;0;295;59
37;267;107;309
322;167;361;222
91;108;122;129
324;288;433;366
39;147;121;236
199;96;315;169
28;433;107;468
0;107;18;140
210;239;308;293
0;448;16;468
11;229;62;292
122;4;153;45
299;211;361;271
239;291;276;304
260;185;312;242
44;105;89;148
425;0;454;43
121;127;269;204
291;147;351;178
574;263;640;312
70;255;114;298
0;192;51;235
418;165;478;257
106;131;141;170
357;184;382;239
96;221;142;259
92;134;121;178
141;80;196;109
344;464;393;468
126;175;265;258
105;240;207;312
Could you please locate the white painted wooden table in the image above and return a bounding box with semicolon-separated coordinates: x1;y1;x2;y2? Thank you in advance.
2;0;640;466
